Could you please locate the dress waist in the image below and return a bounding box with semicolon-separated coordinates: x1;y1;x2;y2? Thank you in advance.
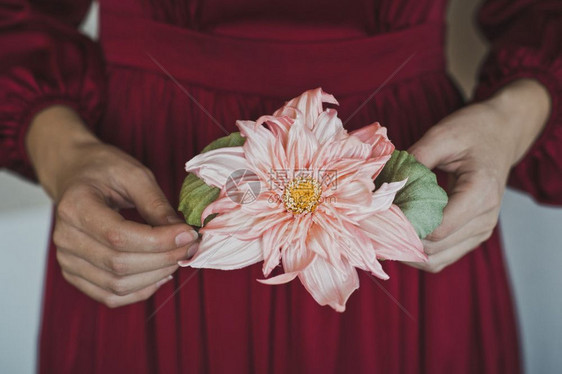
100;11;445;97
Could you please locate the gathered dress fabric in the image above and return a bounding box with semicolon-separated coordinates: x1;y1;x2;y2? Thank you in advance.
1;0;562;373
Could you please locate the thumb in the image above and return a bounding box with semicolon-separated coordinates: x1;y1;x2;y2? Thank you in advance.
408;126;457;170
126;169;184;227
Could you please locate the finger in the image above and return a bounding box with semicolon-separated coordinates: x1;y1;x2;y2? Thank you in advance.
408;125;461;170
61;270;172;308
404;232;489;273
123;168;182;226
425;172;494;241
423;210;498;255
55;224;197;275
185;241;199;259
58;250;178;296
59;185;197;252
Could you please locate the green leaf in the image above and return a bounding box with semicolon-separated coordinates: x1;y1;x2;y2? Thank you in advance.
178;132;246;227
375;150;448;239
201;132;245;153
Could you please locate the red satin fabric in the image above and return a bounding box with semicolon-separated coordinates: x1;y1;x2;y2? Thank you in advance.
1;0;562;373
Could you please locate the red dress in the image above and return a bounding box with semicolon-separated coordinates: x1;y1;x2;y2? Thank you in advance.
1;0;562;373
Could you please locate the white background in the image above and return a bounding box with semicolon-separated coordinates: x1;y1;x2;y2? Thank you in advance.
1;1;561;373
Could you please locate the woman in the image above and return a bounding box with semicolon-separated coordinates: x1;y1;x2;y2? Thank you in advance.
1;0;560;372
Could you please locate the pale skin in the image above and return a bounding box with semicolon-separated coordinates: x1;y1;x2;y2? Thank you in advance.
26;107;199;308
26;78;550;307
407;79;551;273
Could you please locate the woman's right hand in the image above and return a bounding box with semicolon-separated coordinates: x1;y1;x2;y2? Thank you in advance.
26;105;198;308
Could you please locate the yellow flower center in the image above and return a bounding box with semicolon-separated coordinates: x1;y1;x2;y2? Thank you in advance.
282;176;322;214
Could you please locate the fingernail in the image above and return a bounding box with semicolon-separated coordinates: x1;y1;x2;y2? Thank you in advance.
156;275;173;288
167;215;184;224
175;231;197;247
186;242;199;259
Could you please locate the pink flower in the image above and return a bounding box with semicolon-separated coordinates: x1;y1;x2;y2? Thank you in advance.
180;88;426;312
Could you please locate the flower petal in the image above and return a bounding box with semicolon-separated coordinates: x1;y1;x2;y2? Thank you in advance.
237;119;287;179
350;121;395;158
323;153;391;187
261;219;292;276
279;215;315;273
185;146;249;189
333;179;408;222
285;116;319;170
298;255;359;312
317;156;388;200
200;206;249;238
201;199;288;241
369;180;408;213
258;271;299;285
330;180;375;218
274;87;339;129
311;135;373;170
179;233;263;270
312;108;346;144
305;219;346;273
262;115;294;147
339;222;389;279
201;194;240;219
359;205;426;262
283;241;316;274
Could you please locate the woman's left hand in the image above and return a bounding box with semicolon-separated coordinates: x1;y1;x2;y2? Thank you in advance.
405;79;551;273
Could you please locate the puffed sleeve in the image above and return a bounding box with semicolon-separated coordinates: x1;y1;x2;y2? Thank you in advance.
474;0;562;205
0;0;106;180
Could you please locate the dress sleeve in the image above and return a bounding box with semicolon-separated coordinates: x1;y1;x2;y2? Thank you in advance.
474;0;562;205
0;0;106;180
